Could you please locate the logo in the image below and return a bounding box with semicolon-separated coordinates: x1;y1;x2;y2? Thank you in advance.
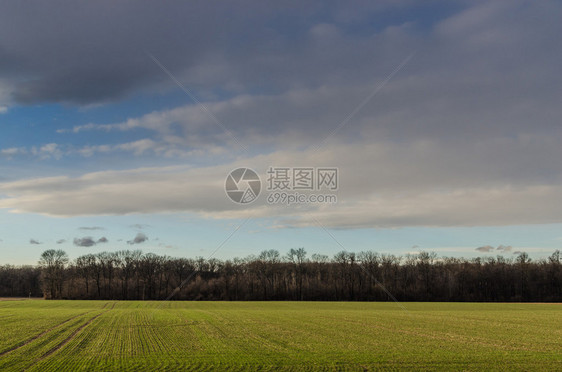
225;168;261;204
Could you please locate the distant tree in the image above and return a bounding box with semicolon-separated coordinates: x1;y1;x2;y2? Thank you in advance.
548;250;560;265
547;250;561;300
287;248;307;300
76;254;96;297
116;250;142;300
38;249;68;299
3;248;558;302
97;252;117;298
358;251;380;299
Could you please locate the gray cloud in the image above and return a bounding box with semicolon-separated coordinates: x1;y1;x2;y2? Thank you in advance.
73;237;97;247
128;233;148;245
39;1;562;170
78;226;104;231
56;239;66;244
476;245;494;253
476;244;513;253
73;236;108;247
0;1;389;106
0;0;559;140
496;245;512;252
29;239;41;245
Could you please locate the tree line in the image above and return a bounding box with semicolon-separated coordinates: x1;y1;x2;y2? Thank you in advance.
0;249;560;302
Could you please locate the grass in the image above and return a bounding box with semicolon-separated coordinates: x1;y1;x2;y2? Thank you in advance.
0;301;560;371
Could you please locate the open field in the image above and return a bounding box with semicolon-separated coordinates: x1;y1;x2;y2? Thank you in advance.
0;301;560;371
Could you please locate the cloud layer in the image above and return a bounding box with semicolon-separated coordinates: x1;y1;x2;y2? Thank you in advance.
2;141;562;228
1;1;562;231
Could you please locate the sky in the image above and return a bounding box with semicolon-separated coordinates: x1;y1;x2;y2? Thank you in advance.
1;0;562;265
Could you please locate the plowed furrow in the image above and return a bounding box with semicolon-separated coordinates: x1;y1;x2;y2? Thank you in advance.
0;311;93;357
37;312;105;361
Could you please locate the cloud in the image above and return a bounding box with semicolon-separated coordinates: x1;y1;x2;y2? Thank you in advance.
0;0;558;140
2;137;562;229
1;2;562;232
56;239;66;244
0;1;419;106
476;244;513;253
38;0;562;161
30;144;62;160
0;139;198;161
73;237;97;247
128;233;148;245
73;140;160;157
78;226;105;231
29;239;42;245
496;245;512;252
73;236;108;247
1;147;27;158
0;106;7;114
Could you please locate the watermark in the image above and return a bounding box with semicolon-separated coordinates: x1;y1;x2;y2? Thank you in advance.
225;168;261;204
267;192;337;205
266;167;338;191
225;167;338;205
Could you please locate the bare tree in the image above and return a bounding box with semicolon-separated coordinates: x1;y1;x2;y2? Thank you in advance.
2;248;560;302
38;249;68;299
287;248;307;300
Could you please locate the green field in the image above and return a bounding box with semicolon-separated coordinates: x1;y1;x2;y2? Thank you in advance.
0;301;560;371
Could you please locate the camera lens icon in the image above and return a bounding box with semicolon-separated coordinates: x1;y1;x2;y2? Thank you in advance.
225;168;261;204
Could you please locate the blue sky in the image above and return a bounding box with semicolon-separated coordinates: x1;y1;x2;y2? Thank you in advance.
1;0;562;264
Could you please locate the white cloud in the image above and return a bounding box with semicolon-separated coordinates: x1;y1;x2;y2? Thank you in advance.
1;147;27;157
1;138;222;161
2;140;562;229
31;143;63;160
